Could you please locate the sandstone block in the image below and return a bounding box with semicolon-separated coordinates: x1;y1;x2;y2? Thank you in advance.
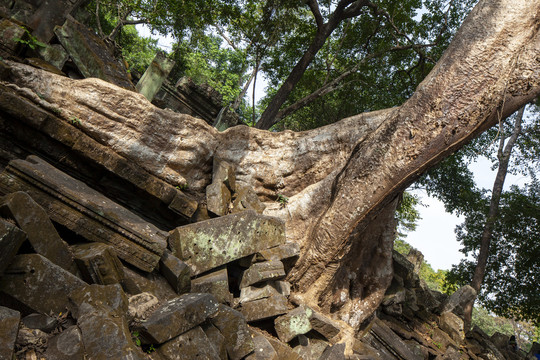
21;313;58;333
0;254;85;314
0;156;167;272
136;51;175;102
128;292;159;320
251;329;301;360
159;250;191;295
241;294;288;322
168;210;285;275
439;312;464;345
0;191;75;272
246;333;278;360
210;304;254;360
69;284;128;319
239;283;281;304
293;337;329;360
191;267;232;304
240;260;286;288
308;310;341;341
206;181;231;216
137;293;219;344
213;158;236;193
272;280;291;296
319;343;347;360
256;242;300;262
232;185;266;214
158;326;221;360
440;285;476;317
72;242;125;285
123;266;177;301
44;325;84;360
202;322;228;360
0;306;20;360
168;191;198;218
275;306;312;343
369;318;421;360
0;218;26;276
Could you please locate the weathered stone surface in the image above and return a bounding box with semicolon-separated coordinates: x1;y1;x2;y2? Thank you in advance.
159;250;191;295
206;181;231;216
254;329;301;360
137;293;219;344
169;210;285;275
256;242;300;262
0;191;74;272
123;266;177;301
168;191;198;218
213;158;236;193
440;285;476;317
136;51;175;101
0;218;26;275
201;322;228;360
72;242;125;285
241;294;289;322
240;260;286;288
368;318;422;360
70;284;142;359
293;336;328;360
0;254;85;314
439;312;464;345
239;283;281;304
44;325;84;360
275;307;312;343
319;343;347;360
55;16;135;90
191;267;232;304
210;304;254;360
272;280;291;296
0;18;25;57
157;326;221;360
127;292;159;320
0;306;20;360
308;310;341;341
28;0;86;43
37;43;69;71
0;156;167;272
21;313;58;333
246;333;278;360
232;185;266;214
393;251;419;288
15;325;47;348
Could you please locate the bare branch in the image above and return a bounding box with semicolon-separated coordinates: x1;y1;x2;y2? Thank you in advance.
306;0;324;29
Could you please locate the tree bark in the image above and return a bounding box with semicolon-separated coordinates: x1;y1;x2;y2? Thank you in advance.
462;105;525;331
3;0;540;333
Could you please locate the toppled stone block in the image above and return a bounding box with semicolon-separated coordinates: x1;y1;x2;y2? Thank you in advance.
169;210;285;276
127;292;159;320
240;260;286;288
213;159;236;193
308;311;341;341
241;294;288;322
210;304;254;360
0;306;20;360
393;251;420;288
246;333;278;360
0;156;167;272
272;280;291;296
368;318;421;360
256;242;300;262
206;181;231;216
319;343;347;360
251;328;301;360
36;43;69;71
0;191;74;272
232;185;266;214
168;191;198;219
202;322;228;360
439;312;464;345
159;250;191;295
15;326;47;348
191;267;232;304
275;306;312;343
439;285;476;317
0;254;85;314
293;336;328;360
22;313;58;333
44;325;84;360
0;218;26;276
0;19;25;57
72;242;125;285
70;284;142;359
239;283;281;304
123;266;177;301
157;326;221;360
136;293;219;344
136;51;175;102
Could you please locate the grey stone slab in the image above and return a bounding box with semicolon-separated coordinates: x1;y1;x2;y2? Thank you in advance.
21;313;58;333
168;210;285;276
0;254;85;314
136;51;175;101
319;343;347;360
0;156;167;272
210;304;254;360
251;328;301;360
137;293;219;344
241;294;289;322
274;307;312;343
293;337;328;360
159;250;191;295
239;283;280;304
256;243;300;262
206;181;231;216
201;322;228;360
157;326;221;360
246;333;278;360
123;266;177;302
232;185;266;214
440;285;476;317
72;242;125;285
369;318;422;360
191;267;232;304
127;292;159;320
168;191;198;219
69;284;128;319
44;325;84;360
212;158;236;193
0;218;26;276
240;260;286;288
309;311;341;341
0;306;20;360
0;191;75;272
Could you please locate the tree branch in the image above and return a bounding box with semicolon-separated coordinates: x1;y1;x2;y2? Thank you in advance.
306;0;324;29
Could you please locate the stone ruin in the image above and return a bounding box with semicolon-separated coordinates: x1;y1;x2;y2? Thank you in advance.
0;2;539;360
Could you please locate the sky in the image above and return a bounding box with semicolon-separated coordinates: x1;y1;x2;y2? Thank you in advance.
135;25;531;273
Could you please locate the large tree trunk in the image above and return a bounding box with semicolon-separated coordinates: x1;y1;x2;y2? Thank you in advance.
2;0;539;332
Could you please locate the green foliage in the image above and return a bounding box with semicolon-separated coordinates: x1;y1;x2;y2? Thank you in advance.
276;194;289;208
131;331;141;346
396;192;422;240
13;28;47;50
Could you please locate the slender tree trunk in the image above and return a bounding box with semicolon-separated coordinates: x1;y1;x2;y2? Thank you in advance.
463;105;525;331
